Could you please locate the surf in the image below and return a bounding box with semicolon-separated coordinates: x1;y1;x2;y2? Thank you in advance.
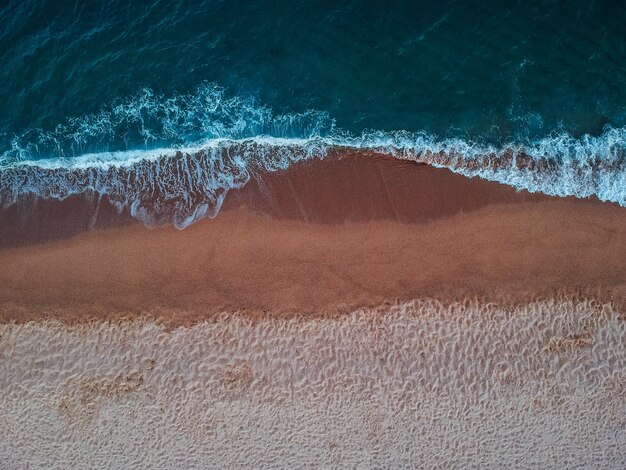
1;85;625;229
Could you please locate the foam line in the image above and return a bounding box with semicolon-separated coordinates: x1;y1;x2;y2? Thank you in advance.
1;84;624;228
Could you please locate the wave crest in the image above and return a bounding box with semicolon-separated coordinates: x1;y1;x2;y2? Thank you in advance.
355;127;626;206
0;83;334;166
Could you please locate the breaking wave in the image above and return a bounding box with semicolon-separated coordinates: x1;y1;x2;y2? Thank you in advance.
1;84;624;228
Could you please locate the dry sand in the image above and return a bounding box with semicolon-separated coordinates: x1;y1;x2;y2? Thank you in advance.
2;299;624;468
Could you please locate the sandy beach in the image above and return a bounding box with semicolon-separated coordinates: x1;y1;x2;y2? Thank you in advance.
1;152;625;467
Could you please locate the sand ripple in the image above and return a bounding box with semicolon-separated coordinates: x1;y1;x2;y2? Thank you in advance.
1;299;624;468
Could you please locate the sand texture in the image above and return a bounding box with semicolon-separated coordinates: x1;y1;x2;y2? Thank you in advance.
1;299;625;468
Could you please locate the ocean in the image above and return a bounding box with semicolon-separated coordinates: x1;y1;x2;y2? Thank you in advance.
1;0;625;229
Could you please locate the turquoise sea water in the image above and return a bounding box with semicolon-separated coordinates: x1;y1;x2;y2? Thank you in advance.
1;0;625;226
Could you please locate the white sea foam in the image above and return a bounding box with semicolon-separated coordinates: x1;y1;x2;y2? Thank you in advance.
1;84;624;228
1;299;624;468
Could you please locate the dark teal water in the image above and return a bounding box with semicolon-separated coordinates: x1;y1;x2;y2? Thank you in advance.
1;0;625;226
3;0;626;142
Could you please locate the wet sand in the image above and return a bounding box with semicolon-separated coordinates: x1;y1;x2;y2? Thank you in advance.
1;152;624;325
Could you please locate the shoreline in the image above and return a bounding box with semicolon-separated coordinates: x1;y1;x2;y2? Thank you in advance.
1;152;624;325
2;149;618;250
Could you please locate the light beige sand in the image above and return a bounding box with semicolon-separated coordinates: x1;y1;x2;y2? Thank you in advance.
1;299;624;468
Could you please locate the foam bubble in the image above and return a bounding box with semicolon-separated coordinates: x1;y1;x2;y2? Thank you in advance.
353;126;626;206
0;139;328;228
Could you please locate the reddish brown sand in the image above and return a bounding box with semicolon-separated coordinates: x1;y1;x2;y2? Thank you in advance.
0;152;625;325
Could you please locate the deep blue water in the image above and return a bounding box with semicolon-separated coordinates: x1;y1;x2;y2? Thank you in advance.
3;0;626;143
0;0;625;226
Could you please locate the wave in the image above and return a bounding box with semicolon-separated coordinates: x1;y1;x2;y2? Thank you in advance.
0;83;334;166
1;84;625;228
0;139;328;228
357;128;626;207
